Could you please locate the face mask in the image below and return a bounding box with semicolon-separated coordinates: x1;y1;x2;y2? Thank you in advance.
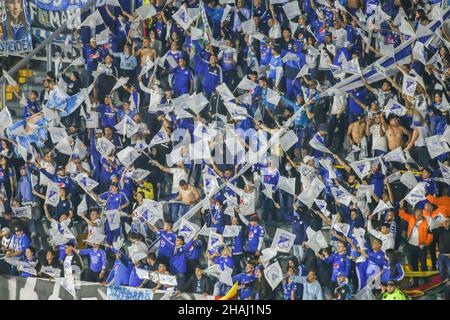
285;165;292;171
214;204;220;211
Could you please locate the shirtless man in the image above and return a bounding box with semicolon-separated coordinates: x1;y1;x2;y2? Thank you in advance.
134;38;157;67
383;114;411;151
347;115;366;146
176;180;200;206
174;179;201;221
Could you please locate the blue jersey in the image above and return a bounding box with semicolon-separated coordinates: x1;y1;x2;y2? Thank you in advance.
203;64;223;95
170;239;194;274
39;169;75;194
186;239;203;260
78;248;107;273
283;281;297;300
246;223;265;253
213;255;234;271
260;43;272;66
107;254;132;286
23;100;40;119
10;234;30;258
268;55;282;80
96;104;119;128
171;66;193;95
99;191;129;210
232;272;256;299
157;230;176;258
381;261;404;283
129;263;149;287
84;45;104;72
231;229;244;255
325;252;351;282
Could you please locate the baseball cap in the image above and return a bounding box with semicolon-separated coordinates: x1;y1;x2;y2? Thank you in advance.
386;280;395;286
249;215;259;222
14;225;23;232
56;165;65;171
1;227;10;234
336;272;345;277
303;155;315;163
318;123;328;132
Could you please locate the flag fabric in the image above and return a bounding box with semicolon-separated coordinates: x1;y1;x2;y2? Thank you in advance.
282;1;301;20
136;4;157;20
207;230;222;251
400;171;418;189
117;146;140;167
383;147;406;163
222;225;242;238
297;177;325;208
115;116;139;138
309;135;332;154
178;218;200;242
172;5;194;31
402;74;417;97
264;261;283;290
45;183;60;207
404;182;426;206
372;200;393;215
279;130;298;152
277;176;296;195
384;99;407;117
150;128;170;146
105;210;122;231
271;228;296;253
96;137;115;156
3;70;17;87
342;58;362;75
12;206;32;219
349;159;372;180
426;135;450;159
74;173;99;192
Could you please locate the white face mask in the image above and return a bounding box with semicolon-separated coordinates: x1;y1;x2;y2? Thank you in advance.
285;165;292;171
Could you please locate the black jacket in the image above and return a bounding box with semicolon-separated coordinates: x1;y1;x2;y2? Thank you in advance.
185;275;212;295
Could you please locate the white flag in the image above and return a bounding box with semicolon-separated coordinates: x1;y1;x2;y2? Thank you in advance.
12;206;32;220
384;99;407;117
96;137;115;157
372;200;393;215
116;146;140;167
426;135;450;159
223;225;242;238
282;1;301;20
74;173;99;192
207;230;223;251
45;183;60;207
309;135;332;154
297;177;325;208
105;210;122;231
150;128;170;147
114;116;139;138
400;171;418;189
279;130;299;152
172;6;194;31
2;70;17;87
383;147;406;163
402;74;417;97
350;159;372;180
403;182;426;206
264;261;283;290
0;107;13;130
136;4;157;20
277;176;296;195
342;58;362;75
271;228;296;253
178;218;200;242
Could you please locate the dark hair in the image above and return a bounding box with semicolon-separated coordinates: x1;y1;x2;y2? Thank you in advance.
72;71;79;79
5;0;29;39
147;253;157;261
177;235;185;243
27;246;36;255
179;179;187;186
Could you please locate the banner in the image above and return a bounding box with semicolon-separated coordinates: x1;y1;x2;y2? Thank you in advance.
0;0;33;55
0;275;215;300
107;286;153;300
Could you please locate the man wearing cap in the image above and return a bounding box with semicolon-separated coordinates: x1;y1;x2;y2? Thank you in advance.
333;272;352;300
311;123;329;159
84;38;104;75
149;221;176;267
237;213;265;258
35;161;75;198
97;181;129;245
381;281;407;300
6;225;30;261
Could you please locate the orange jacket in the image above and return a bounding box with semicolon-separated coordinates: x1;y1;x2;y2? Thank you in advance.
399;210;433;246
426;195;450;218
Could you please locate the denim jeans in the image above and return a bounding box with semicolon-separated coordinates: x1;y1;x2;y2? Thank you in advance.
437;254;450;281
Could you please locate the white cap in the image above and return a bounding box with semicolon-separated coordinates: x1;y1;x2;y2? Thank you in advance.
1;227;10;235
303;155;315;163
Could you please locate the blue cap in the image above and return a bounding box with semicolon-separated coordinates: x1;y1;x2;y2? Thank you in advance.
337;272;345;277
110;174;119;181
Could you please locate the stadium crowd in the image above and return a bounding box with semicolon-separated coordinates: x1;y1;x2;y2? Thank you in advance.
0;0;449;300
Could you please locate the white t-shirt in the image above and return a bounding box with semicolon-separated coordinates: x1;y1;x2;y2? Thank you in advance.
170;168;188;194
409;221;421;246
370;124;388;152
40;161;56;186
88;218;104;238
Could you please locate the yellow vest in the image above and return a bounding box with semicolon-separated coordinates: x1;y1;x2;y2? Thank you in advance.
136;181;154;200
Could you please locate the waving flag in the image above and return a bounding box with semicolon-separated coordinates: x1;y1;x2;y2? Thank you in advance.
383;147;406;163
271;228;296;253
46;183;60;207
74;173;99;192
115;116;139;138
178;218;200;242
149;128;170;146
117;146;140;167
264;261;283;290
404;182;426;206
384;99;407;117
350;159;372;180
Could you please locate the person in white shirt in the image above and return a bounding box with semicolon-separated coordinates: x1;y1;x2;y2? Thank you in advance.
299;270;324;300
367;216;395;252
